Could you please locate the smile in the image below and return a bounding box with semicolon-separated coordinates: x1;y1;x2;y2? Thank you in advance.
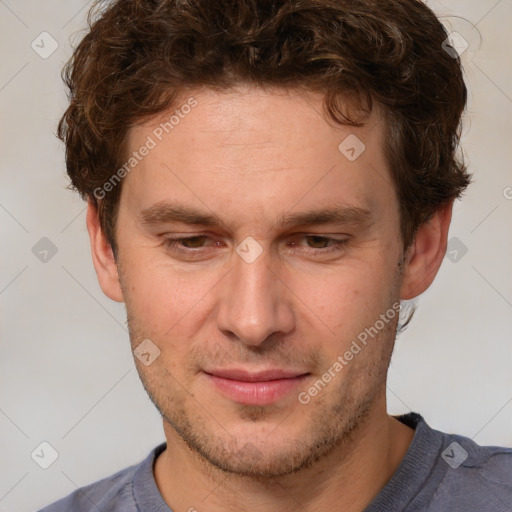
203;368;310;406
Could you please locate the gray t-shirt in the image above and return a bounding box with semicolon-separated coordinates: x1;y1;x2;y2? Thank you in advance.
37;413;512;511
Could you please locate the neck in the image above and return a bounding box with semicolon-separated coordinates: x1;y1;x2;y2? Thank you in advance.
154;399;415;512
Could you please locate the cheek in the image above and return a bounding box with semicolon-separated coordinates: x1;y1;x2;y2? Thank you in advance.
286;258;400;344
120;254;224;344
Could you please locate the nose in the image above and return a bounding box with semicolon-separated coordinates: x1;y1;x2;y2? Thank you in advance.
215;243;295;347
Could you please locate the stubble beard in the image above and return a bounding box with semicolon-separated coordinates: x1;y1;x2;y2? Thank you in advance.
119;255;403;480
128;317;396;480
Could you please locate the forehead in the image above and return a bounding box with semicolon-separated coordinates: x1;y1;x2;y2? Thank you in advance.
133;86;385;152
121;87;395;229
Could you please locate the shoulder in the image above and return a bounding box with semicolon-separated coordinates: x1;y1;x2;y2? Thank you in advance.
35;446;161;512
384;413;512;512
431;431;512;510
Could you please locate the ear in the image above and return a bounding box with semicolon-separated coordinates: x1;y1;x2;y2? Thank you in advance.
400;201;453;300
86;200;124;303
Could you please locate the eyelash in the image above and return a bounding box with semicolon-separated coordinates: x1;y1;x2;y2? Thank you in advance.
163;235;348;255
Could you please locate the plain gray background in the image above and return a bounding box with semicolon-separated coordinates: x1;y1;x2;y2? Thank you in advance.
0;1;511;511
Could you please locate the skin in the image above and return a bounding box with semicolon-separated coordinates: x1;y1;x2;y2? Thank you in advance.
87;86;453;512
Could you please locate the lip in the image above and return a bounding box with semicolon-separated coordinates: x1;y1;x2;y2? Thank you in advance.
203;368;310;406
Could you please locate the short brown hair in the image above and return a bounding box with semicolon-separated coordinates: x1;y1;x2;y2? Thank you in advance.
58;0;471;255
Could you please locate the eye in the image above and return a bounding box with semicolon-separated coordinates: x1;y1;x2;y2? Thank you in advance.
303;235;340;249
161;234;349;261
290;235;348;253
163;235;213;250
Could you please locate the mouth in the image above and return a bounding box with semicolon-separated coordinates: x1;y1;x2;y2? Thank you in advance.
202;368;311;406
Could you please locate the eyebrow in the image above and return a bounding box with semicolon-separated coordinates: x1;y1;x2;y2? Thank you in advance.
139;201;373;229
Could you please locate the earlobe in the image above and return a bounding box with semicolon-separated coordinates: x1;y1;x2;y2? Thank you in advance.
400;201;454;300
86;200;125;303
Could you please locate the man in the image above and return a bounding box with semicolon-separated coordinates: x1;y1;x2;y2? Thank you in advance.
39;0;511;510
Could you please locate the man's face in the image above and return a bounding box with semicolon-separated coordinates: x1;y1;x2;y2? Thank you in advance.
114;87;405;477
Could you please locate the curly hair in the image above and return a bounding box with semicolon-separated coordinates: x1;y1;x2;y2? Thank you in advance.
58;0;471;255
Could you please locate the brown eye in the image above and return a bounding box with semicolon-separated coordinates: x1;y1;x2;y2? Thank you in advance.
178;236;209;248
291;235;347;250
304;236;332;248
164;236;211;250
